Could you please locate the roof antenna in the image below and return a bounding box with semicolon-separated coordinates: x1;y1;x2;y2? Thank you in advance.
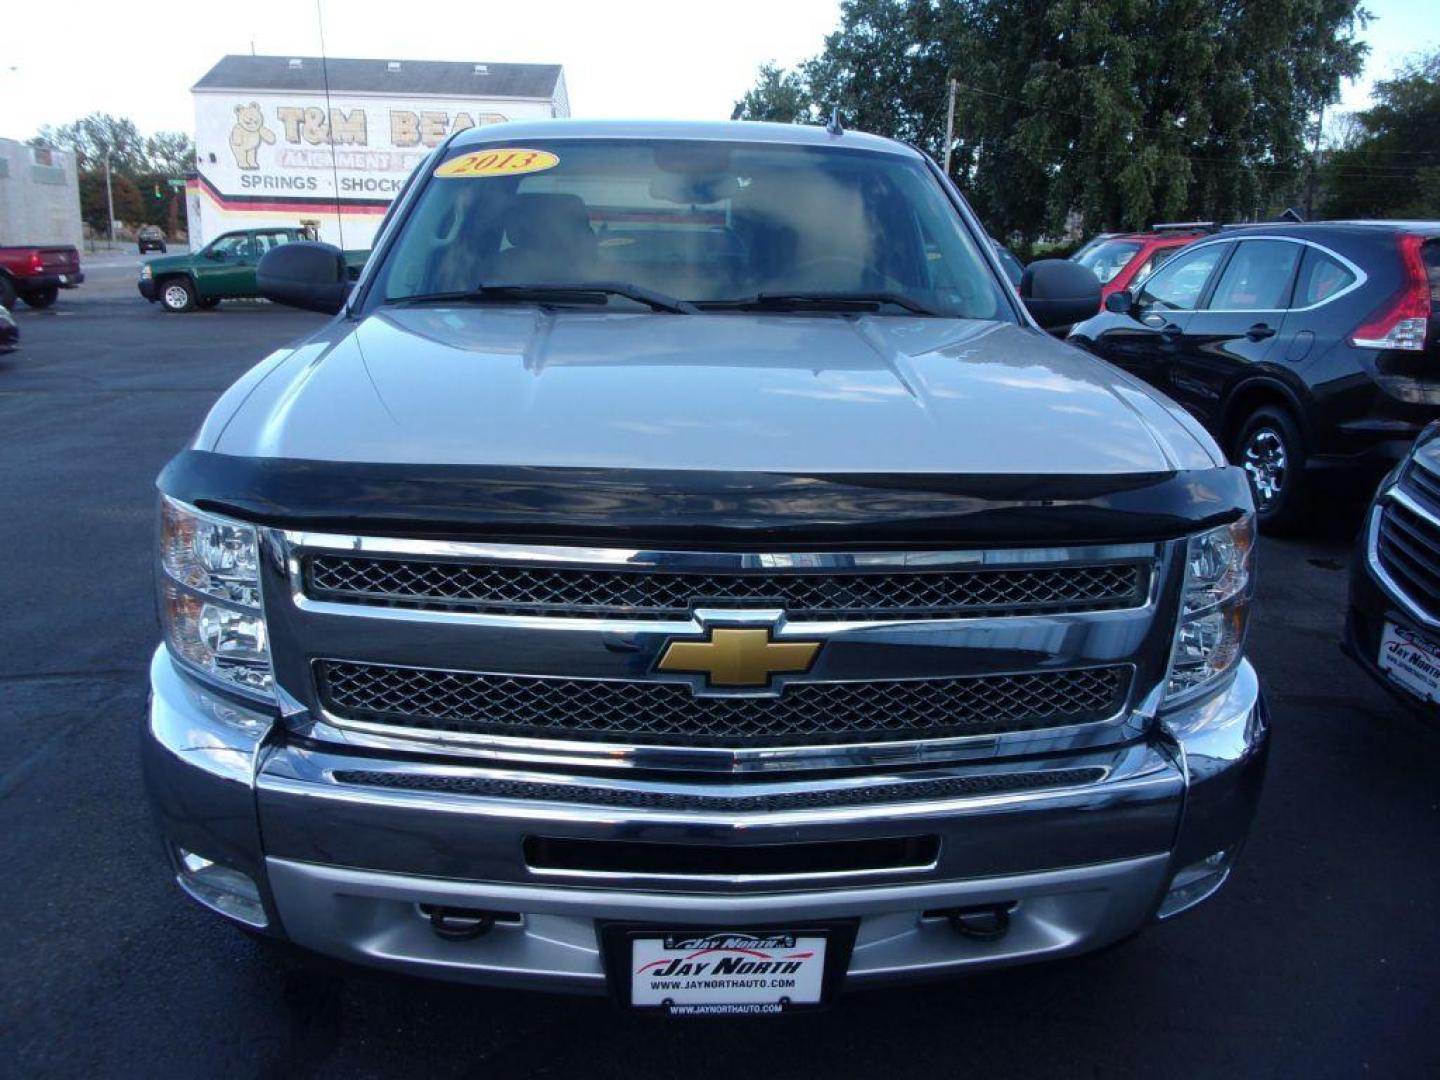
826;106;844;136
315;0;345;251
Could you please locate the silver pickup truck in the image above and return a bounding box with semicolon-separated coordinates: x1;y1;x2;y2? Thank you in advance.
145;120;1266;1015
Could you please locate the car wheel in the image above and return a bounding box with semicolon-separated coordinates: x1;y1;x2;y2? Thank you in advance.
0;276;16;310
160;278;197;313
21;285;58;309
1234;407;1307;534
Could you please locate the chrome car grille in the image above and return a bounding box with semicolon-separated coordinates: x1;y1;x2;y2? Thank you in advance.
315;660;1130;746
305;553;1148;620
1376;464;1440;623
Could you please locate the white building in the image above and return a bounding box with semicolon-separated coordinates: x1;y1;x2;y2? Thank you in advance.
187;55;569;249
0;139;82;248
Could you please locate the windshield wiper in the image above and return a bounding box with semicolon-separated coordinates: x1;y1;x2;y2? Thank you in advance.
393;281;696;314
695;291;943;317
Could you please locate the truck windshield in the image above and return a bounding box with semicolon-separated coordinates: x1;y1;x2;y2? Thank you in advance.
371;139;1011;320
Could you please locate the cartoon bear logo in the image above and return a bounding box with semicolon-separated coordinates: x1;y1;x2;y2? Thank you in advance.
229;102;276;170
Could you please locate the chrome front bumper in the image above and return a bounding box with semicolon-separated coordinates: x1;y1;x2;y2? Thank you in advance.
143;647;1268;993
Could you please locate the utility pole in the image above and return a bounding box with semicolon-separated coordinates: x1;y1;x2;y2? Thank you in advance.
1305;103;1324;221
943;79;958;175
104;156;116;245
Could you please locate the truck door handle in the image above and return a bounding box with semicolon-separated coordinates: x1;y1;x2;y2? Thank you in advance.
1245;323;1276;341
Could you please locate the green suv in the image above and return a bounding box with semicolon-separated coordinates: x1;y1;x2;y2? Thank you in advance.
138;227;367;312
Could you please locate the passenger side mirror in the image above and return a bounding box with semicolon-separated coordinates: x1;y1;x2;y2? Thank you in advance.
257;240;350;315
1019;259;1101;331
1104;290;1134;314
205;248;225;260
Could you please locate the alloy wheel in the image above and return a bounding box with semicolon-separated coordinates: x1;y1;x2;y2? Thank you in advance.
1242;427;1287;508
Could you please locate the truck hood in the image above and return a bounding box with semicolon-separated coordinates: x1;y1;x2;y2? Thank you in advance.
208;307;1222;475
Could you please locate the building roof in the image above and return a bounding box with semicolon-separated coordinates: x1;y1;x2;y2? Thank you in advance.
192;55;563;99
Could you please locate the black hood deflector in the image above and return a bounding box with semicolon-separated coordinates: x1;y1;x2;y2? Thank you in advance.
158;451;1251;548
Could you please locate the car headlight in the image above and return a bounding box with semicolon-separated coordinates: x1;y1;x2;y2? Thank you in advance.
158;496;274;700
1165;516;1254;703
140;264;153;279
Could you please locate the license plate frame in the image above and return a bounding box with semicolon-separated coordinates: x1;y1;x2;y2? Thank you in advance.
1378;619;1440;704
601;920;858;1016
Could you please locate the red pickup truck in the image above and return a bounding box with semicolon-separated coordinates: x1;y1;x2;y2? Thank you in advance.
0;245;84;309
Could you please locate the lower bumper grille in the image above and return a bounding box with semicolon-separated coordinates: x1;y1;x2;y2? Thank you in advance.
316;660;1130;747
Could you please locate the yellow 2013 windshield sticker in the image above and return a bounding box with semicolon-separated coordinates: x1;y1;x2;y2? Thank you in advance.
434;149;559;178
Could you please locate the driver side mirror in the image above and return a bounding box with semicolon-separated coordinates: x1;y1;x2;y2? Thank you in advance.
257;240;350;314
1104;289;1134;314
1019;259;1101;331
205;248;225;260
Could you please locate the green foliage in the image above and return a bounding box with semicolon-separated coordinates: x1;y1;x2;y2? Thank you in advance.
34;114;195;235
1322;50;1440;218
737;0;1369;241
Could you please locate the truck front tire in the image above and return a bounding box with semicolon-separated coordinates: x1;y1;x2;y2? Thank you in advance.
160;278;197;313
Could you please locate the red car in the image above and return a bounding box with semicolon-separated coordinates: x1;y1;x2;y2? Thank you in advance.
1070;224;1210;298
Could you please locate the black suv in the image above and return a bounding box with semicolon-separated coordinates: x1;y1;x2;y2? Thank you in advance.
138;226;167;254
1069;221;1440;531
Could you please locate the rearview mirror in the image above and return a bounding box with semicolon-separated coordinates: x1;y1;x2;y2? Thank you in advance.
1104;289;1134;314
1019;259;1101;331
257;241;350;314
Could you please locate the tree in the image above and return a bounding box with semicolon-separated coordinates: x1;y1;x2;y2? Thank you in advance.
36;113;148;173
1322;49;1440;218
78;170;144;234
737;0;1369;241
145;131;196;177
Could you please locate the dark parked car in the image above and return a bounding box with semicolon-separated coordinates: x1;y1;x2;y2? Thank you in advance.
0;303;17;353
1068;221;1440;531
138;226;167;254
1346;422;1440;718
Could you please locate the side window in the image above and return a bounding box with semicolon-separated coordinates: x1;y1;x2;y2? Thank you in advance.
1207;240;1302;310
1136;244;1227;312
1130;246;1182;287
209;234;247;257
1294;247;1359;307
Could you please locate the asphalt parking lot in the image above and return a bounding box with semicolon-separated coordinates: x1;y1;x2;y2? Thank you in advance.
3;278;1439;1078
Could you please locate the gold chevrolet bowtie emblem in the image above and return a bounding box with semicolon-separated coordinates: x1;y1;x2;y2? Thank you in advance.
656;628;822;688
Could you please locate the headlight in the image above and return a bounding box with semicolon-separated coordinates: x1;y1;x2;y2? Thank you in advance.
158;496;274;700
1165;516;1254;703
140;264;153;280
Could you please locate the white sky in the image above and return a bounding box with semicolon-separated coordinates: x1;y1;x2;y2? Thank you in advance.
1;0;1434;140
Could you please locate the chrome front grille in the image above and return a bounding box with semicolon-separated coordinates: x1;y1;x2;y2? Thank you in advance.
305;553;1148;620
315;660;1131;746
268;532;1176;770
1376;465;1440;623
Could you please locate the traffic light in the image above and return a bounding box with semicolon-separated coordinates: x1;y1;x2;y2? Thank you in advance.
153;184;162;199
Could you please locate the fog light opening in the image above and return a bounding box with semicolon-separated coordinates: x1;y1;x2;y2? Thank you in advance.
174;847;267;928
1158;848;1234;920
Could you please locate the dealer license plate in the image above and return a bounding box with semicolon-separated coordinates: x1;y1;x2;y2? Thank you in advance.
1379;621;1440;704
628;930;830;1016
